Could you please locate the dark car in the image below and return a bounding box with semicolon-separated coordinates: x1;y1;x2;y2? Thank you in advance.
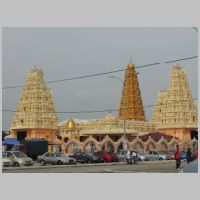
93;151;118;162
84;153;104;163
70;152;103;164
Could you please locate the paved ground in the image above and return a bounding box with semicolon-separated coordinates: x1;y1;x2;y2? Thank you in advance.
2;160;187;173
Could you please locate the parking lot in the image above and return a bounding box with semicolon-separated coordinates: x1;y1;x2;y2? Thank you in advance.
2;160;187;173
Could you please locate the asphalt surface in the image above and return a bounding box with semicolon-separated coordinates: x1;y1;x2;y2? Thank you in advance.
2;160;188;173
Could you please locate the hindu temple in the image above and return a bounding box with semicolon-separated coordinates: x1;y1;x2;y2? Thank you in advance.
152;65;198;143
10;67;58;141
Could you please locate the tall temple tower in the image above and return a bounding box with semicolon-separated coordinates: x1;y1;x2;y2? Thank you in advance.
118;61;145;121
152;65;198;142
10;67;58;141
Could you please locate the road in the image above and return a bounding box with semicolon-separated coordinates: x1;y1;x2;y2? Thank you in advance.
2;160;187;173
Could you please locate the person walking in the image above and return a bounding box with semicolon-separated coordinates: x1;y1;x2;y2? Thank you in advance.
195;147;198;159
174;144;181;170
126;150;132;164
186;147;192;163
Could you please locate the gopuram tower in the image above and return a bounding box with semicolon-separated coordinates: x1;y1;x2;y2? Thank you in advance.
118;60;145;121
10;67;58;141
152;65;198;143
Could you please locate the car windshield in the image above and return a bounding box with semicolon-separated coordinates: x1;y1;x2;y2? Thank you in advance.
55;153;67;158
138;152;145;155
86;153;95;158
13;152;27;158
158;152;165;155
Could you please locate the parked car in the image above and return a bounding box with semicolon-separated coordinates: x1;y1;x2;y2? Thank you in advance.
4;151;33;167
70;152;104;163
147;151;170;160
2;152;12;167
135;151;150;161
157;151;171;160
84;153;104;163
116;150;127;162
167;151;175;160
93;151;118;162
37;152;76;165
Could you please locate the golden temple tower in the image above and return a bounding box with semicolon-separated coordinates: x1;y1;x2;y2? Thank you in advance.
118;61;145;121
10;67;58;141
152;65;198;142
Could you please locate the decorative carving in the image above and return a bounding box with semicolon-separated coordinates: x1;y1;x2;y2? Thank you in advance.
118;61;145;121
152;65;198;142
10;67;58;140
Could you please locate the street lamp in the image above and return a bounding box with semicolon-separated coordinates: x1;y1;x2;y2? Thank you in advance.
109;75;127;150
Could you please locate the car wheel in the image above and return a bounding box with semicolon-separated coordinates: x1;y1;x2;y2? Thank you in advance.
40;160;45;166
87;160;92;164
57;160;62;165
14;162;20;167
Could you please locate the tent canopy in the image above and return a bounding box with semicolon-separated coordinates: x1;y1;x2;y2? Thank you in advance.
2;138;19;145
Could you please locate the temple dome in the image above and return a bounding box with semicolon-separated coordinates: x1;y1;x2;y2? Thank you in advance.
104;113;116;122
66;118;76;130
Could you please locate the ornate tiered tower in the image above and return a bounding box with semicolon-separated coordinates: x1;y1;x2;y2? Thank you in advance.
10;67;58;141
152;65;198;142
118;61;145;121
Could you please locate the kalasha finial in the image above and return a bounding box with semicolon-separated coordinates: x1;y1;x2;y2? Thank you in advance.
129;57;132;63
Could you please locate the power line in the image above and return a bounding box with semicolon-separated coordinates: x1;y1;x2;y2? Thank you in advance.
2;97;198;114
2;55;198;90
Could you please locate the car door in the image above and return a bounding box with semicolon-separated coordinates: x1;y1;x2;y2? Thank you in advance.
74;153;80;162
6;152;15;165
49;153;56;164
43;152;51;164
153;151;159;160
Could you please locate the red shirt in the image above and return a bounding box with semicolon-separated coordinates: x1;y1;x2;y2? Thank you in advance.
175;149;180;160
195;149;198;159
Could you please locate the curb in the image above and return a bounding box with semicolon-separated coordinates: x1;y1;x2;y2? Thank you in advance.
2;160;176;171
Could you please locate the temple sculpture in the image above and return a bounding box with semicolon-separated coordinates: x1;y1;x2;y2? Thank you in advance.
118;61;145;121
10;67;58;141
152;65;198;142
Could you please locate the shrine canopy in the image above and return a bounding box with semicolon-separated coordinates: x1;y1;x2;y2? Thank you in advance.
2;138;19;145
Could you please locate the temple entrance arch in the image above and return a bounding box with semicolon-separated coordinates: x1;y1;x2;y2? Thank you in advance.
157;141;169;152
116;136;130;152
63;140;82;154
102;141;115;152
132;141;144;152
146;141;156;152
84;141;96;153
169;141;178;151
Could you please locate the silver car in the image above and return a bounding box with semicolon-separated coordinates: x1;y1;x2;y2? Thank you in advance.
116;150;127;162
136;152;150;161
37;152;77;165
4;151;33;167
2;152;12;167
148;151;170;160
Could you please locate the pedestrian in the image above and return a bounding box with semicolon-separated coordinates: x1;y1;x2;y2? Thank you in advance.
126;150;132;164
131;151;137;163
195;147;198;159
186;147;192;163
174;144;181;170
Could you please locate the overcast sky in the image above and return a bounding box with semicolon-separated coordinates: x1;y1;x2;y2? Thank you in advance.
2;27;198;131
